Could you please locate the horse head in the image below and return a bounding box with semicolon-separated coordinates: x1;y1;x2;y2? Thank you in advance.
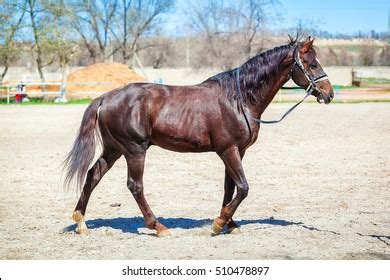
291;37;334;104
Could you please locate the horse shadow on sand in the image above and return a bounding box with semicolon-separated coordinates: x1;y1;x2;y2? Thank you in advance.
62;216;340;236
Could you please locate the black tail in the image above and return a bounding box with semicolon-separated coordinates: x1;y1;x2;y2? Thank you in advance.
63;96;104;191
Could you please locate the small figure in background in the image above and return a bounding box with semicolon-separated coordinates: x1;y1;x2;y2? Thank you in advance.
15;82;29;102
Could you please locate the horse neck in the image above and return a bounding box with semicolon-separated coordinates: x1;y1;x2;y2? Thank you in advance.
241;47;294;118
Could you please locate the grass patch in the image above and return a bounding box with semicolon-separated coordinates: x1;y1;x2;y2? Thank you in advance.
64;98;93;104
360;77;390;84
272;99;390;104
333;85;359;90
0;98;92;105
323;99;390;103
280;85;359;93
2;97;389;106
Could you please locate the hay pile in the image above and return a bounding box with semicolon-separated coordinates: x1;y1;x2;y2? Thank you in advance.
66;63;145;98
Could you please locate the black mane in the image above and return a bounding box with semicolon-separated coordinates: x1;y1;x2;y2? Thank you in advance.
206;40;297;105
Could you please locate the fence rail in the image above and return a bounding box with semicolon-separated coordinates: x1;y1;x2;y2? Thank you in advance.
0;81;113;104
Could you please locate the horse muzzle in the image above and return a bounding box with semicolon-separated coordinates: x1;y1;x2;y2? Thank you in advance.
316;91;334;104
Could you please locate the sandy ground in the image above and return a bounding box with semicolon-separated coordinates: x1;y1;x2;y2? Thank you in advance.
0;102;389;260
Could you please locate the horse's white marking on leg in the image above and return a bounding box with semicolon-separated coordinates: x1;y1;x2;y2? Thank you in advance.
72;210;89;235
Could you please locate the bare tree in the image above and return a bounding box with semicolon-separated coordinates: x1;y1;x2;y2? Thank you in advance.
72;0;118;63
0;0;26;83
111;0;174;64
360;43;377;66
378;46;390;66
44;1;78;84
26;0;55;89
137;36;174;68
232;0;281;57
337;48;353;66
187;0;236;68
187;0;280;68
322;47;339;66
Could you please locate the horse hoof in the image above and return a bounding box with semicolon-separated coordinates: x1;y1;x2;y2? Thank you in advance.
76;228;90;235
228;227;241;235
212;218;224;235
157;229;171;237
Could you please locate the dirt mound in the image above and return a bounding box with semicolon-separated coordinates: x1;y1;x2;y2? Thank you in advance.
66;63;145;98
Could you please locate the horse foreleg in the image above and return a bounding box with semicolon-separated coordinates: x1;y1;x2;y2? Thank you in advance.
222;170;241;234
213;146;249;235
73;152;120;235
125;153;170;237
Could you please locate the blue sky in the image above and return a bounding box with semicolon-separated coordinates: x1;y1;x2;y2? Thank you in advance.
280;0;388;34
171;0;389;35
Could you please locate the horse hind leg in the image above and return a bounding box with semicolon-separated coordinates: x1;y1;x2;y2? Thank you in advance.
72;210;89;235
72;150;120;235
125;153;170;237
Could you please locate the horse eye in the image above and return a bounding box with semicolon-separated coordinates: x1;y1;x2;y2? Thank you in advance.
310;64;317;69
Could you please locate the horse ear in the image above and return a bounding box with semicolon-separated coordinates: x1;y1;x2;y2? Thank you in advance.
300;37;315;53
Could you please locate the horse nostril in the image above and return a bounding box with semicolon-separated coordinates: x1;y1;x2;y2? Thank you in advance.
330;92;334;99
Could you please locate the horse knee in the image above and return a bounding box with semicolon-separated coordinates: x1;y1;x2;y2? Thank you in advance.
127;178;143;196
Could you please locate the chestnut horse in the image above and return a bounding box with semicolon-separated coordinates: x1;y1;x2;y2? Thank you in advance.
64;37;334;236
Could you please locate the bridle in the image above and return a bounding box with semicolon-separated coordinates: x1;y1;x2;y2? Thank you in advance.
236;46;330;124
293;48;329;102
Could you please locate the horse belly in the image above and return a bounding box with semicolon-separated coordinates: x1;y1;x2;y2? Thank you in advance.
150;112;212;153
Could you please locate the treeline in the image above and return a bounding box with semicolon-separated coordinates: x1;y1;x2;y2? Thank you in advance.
0;0;175;83
1;0;389;84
